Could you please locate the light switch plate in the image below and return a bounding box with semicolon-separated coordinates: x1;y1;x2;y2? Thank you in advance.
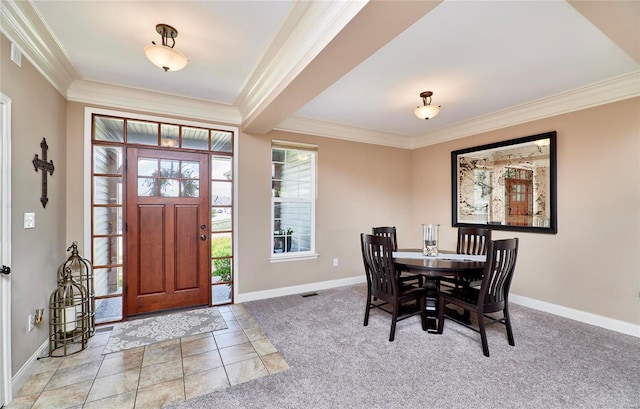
24;212;35;229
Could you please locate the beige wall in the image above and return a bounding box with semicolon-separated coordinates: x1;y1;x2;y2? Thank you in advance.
237;130;413;293
1;34;67;374
410;97;640;324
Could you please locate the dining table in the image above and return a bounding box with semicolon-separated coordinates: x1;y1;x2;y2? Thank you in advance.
393;249;486;332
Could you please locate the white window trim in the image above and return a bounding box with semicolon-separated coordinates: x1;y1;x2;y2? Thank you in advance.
270;142;318;263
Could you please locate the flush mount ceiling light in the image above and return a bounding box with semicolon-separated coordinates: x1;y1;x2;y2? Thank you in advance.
144;24;188;72
414;91;441;120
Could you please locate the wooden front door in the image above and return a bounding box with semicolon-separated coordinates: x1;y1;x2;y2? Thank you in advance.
505;168;533;226
126;148;210;316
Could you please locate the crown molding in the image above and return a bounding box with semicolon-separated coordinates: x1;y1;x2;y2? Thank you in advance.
278;70;640;150
67;80;242;125
0;0;78;96
236;1;366;122
275;116;411;149
409;70;640;149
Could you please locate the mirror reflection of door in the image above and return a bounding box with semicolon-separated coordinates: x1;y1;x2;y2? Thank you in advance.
126;148;210;316
505;168;533;226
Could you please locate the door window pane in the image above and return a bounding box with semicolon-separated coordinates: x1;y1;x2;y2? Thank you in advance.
93;146;123;174
212;283;232;305
160;124;179;147
94;116;124;142
160;179;180;197
160;160;180;177
211;156;232;180
93;206;122;235
181;161;199;178
127;120;158;145
181;180;199;197
212;182;232;205
211;208;232;232
95;267;123;296
138;178;156;197
93;236;123;266
211;131;232;152
137;158;158;177
182;127;209;150
94;176;122;204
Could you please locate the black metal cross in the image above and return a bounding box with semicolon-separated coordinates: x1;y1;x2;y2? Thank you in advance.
32;137;55;208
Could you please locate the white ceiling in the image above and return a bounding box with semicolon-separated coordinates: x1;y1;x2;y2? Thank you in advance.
3;0;639;148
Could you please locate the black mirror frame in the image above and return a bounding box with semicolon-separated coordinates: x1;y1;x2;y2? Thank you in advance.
451;131;557;234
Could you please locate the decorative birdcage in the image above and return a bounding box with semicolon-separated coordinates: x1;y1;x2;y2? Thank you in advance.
57;241;95;336
49;267;89;357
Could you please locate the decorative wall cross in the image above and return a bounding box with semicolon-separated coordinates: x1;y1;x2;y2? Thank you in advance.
32;137;55;208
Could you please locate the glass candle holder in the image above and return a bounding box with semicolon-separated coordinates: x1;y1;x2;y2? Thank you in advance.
422;223;440;256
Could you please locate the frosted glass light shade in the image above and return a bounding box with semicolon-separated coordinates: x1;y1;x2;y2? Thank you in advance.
144;44;188;72
414;104;441;120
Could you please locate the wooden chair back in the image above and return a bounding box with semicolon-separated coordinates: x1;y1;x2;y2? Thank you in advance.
360;233;399;300
457;227;492;255
372;226;398;252
478;238;519;312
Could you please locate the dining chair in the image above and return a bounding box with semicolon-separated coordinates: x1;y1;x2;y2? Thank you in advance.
441;227;492;289
372;226;423;287
437;238;519;357
361;233;428;341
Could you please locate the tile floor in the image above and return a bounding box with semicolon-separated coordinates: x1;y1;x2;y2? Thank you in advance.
5;304;289;409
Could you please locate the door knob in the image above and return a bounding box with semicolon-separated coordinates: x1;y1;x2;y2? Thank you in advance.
200;224;206;230
200;235;206;241
1;265;10;275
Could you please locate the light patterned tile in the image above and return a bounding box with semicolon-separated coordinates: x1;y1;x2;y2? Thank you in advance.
182;349;223;376
184;366;229;400
31;380;92;409
180;332;210;343
138;358;183;389
135;378;185;409
251;338;278;356
86;368;139;402
45;360;101;390
102;345;144;360
87;332;111;348
32;357;62;375
142;342;181;367
3;393;40;408
218;342;258;365
14;370;54;397
214;330;249;348
220;311;235;321
225;356;269;386
243;327;267;342
213;319;242;334
261;352;290;374
82;391;136;409
237;317;258;330
97;349;143;378
181;333;217;357
58;345;105;369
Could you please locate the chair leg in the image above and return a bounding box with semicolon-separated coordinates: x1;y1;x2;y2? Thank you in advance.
478;316;490;357
504;306;515;346
420;297;427;331
364;300;371;326
437;296;445;334
389;301;399;342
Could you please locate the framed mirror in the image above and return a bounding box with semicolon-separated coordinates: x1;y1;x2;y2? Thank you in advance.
451;131;557;234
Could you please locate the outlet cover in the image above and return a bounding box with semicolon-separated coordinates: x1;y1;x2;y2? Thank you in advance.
24;212;35;229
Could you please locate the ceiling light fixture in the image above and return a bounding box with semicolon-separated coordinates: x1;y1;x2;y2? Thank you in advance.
144;24;188;72
414;91;441;120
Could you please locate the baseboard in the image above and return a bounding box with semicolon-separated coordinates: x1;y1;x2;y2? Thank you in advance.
237;278;639;338
11;338;48;399
236;275;367;303
510;293;640;338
